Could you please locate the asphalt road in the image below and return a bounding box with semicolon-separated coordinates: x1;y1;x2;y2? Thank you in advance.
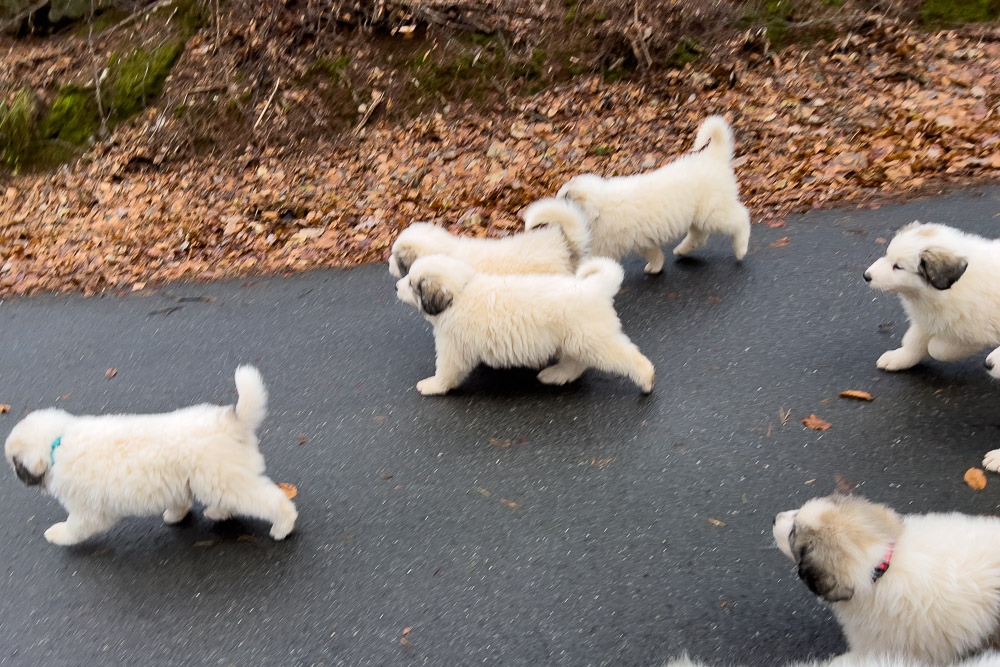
1;188;1000;666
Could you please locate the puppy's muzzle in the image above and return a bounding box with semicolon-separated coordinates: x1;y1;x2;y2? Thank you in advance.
13;459;44;486
863;271;872;282
987;357;995;371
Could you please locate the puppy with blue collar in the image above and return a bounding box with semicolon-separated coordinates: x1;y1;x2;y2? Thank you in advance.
4;366;297;545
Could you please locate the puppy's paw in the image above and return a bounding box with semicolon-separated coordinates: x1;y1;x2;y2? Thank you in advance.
203;506;231;521
44;522;80;546
643;260;664;275
270;506;298;541
162;506;190;524
876;348;919;371
417;377;449;396
538;365;579;386
984;449;1000;472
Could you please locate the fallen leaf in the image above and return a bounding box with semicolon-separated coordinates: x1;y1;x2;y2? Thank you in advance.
237;534;257;543
834;474;853;494
876;237;887;244
765;219;786;228
779;407;792;425
770;236;790;248
708;295;722;304
0;404;9;414
298;434;307;445
804;478;816;484
194;540;220;549
380;473;394;480
489;437;512;448
373;415;387;422
105;368;118;379
500;498;520;509
394;485;403;490
402;627;411;636
400;637;412;647
965;467;987;491
474;486;492;497
707;517;726;527
276;482;298;499
802;414;832;430
720;601;728;608
839;390;873;401
59;393;71;400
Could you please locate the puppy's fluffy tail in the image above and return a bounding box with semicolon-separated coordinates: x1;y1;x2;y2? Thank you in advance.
577;257;624;300
234;365;268;433
692;115;734;162
522;197;590;262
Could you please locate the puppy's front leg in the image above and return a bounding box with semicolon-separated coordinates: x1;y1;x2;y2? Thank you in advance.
45;513;116;546
417;341;472;396
638;245;665;275
877;324;930;371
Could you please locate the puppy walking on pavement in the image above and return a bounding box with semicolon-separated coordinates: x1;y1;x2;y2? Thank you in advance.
555;115;751;274
395;255;655;395
5;366;298;545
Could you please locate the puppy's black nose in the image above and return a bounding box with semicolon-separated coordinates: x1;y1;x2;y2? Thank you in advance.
772;516;776;526
987;358;995;370
863;271;872;282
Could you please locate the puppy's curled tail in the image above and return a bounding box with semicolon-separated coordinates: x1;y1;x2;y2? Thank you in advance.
234;365;268;433
522;197;590;263
692;115;734;163
576;257;624;300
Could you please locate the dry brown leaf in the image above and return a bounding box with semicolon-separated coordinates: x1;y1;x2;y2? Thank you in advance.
802;414;832;430
489;437;512;448
770;237;790;248
500;498;520;509
402;627;411;636
834;474;853;494
0;404;9;414
298;434;307;445
276;482;298;499
105;368;118;379
765;219;786;228
707;517;726;527
965;468;987;491
839;390;873;401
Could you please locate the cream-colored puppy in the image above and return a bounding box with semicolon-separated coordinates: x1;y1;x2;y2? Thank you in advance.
556;115;751;274
773;494;1000;665
864;222;1000;371
388;210;588;278
395;254;654;395
983;346;1000;472
4;366;297;545
666;651;1000;666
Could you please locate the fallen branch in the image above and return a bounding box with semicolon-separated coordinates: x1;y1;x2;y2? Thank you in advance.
253;77;281;130
353;90;384;135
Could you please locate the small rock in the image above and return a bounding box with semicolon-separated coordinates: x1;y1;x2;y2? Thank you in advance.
486;141;507;159
935;115;956;129
971;85;987;98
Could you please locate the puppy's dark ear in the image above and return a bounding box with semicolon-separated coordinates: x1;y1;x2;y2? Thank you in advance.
918;246;968;290
416;277;452;316
394;248;417;277
795;538;854;603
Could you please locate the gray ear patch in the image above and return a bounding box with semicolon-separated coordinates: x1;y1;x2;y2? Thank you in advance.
918;246;968;290
794;532;855;603
416;278;452;316
395;248;417;277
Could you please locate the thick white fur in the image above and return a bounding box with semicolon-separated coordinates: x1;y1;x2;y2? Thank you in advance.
4;366;297;545
556;115;751;274
388;215;588;278
665;651;1000;666
865;222;1000;372
395;254;654;395
773;496;1000;665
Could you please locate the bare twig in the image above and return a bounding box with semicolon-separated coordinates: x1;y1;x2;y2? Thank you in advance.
353;90;384;135
103;0;172;36
254;78;282;130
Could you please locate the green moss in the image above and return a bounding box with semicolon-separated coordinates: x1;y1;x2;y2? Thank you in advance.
741;0;795;47
173;103;188;119
920;0;1000;25
668;38;702;67
106;41;183;122
39;86;100;145
305;55;350;78
564;0;578;24
588;144;612;156
0;89;36;169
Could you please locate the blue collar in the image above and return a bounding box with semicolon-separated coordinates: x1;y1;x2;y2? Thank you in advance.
50;437;62;465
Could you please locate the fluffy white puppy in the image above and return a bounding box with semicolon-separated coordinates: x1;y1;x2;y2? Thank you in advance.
864;221;1000;371
4;366;297;545
665;651;1000;666
388;210;588;278
395;254;655;395
556;115;751;274
773;494;1000;665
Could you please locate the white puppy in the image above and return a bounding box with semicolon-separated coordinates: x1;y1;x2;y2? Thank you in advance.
395;254;655;395
388;210;588;278
4;366;298;545
556;115;751;274
773;494;1000;665
864;221;1000;371
665;651;1000;666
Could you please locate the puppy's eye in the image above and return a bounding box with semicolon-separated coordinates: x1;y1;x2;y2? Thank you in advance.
892;263;902;271
789;525;797;542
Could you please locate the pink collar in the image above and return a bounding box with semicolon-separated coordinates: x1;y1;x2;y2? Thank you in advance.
872;544;894;582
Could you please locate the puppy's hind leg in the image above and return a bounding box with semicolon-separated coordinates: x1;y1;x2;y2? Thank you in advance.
204;476;298;540
538;357;588;386
45;512;118;546
727;205;751;260
579;335;655;394
638;245;665;275
163;502;192;525
673;226;709;257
